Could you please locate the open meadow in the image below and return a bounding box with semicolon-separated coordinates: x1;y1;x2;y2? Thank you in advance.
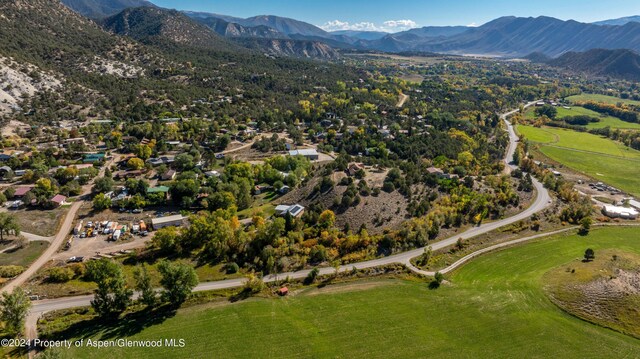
44;227;640;358
525;105;640;129
517;125;640;195
567;94;640;107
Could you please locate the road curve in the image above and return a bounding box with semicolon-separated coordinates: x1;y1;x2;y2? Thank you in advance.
27;102;552;321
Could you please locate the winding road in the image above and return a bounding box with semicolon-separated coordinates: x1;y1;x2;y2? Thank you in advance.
23;101;552;336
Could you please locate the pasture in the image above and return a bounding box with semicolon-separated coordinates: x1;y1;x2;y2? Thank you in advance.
45;227;640;358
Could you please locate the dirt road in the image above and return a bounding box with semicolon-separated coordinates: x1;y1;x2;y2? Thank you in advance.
396;92;409;108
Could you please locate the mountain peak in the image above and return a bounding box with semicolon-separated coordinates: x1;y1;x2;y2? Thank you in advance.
102;7;239;52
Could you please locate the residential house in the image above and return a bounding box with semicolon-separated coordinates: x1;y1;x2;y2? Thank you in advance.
347;163;365;177
427;167;445;178
83;153;105;163
147;186;170;198
147;156;175;166
161;169;177;181
275;204;305;218
13;187;33;198
114;170;144;180
289;149;319;161
63;138;87;147
205;170;221;178
254;185;273;195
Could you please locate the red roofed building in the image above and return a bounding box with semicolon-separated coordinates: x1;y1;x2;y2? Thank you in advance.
13;187;32;198
277;287;289;296
50;194;67;207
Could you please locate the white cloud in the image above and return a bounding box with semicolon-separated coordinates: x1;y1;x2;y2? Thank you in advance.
467;22;479;27
320;19;418;33
383;20;418;30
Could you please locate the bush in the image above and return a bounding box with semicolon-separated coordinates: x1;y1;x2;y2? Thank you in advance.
429;272;445;289
304;268;319;285
382;181;395;193
47;267;75;283
224;262;240;274
0;266;25;278
68;263;86;277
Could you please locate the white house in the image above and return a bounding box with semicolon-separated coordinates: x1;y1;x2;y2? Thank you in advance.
289;149;319;161
275;204;305;218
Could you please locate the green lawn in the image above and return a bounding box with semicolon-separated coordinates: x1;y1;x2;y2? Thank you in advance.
567;94;640;107
48;227;640;358
237;203;275;219
516;125;640;195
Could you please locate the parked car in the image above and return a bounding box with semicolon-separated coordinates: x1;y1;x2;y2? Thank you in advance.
132;208;143;213
67;256;84;263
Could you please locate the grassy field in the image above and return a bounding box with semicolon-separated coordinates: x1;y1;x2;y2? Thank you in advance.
525;105;640;129
12;207;68;237
567;94;640;106
46;227;640;358
517;125;640;195
0;241;48;267
517;125;640;158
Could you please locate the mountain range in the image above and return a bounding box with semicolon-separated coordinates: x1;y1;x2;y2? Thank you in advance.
329;30;388;41
529;48;640;81
20;0;640;82
593;15;640;26
0;0;358;123
368;16;640;57
101;7;240;52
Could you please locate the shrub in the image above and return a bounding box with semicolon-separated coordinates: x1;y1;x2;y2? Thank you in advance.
47;267;75;283
304;268;320;285
0;266;25;278
224;262;240;274
68;263;86;277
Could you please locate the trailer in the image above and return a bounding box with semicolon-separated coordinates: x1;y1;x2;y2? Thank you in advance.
113;230;121;241
139;220;147;232
103;222;113;234
74;220;83;235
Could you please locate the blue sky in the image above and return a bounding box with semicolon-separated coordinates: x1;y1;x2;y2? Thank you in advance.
152;0;640;32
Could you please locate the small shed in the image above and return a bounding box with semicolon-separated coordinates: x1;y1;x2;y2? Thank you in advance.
277;287;289;296
50;194;67;207
151;215;184;230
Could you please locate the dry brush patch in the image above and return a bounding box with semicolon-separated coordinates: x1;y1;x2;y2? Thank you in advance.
544;249;640;338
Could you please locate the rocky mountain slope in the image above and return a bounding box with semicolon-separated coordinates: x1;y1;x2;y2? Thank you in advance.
61;0;155;18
